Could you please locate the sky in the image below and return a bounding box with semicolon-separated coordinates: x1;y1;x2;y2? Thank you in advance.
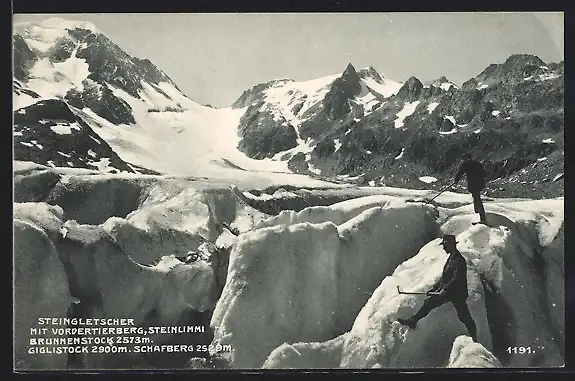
13;12;564;108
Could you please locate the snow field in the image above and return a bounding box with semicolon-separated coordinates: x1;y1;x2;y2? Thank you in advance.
394;101;421;128
361;76;403;98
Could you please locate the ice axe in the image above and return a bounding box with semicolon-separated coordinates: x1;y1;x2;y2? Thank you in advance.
407;182;455;204
397;286;440;296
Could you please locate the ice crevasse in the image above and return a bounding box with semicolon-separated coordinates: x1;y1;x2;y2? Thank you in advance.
210;201;440;368
209;196;564;369
13;200;217;369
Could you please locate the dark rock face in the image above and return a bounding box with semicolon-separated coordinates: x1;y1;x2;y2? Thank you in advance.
395;76;424;102
287;152;311;174
66;28;179;100
314;139;336;159
65;81;135;125
434;88;484;124
13;99;135;173
234;64;377;159
237;103;298;159
14;80;41;101
471;54;551;88
13;34;38;81
323;63;362;120
133;57;182;92
48;37;77;63
422;85;445;98
300;109;354;143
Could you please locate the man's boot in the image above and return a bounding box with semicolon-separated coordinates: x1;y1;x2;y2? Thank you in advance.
465;319;478;342
479;210;487;225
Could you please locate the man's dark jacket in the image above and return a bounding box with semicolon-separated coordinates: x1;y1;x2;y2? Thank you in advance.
455;159;486;192
432;251;469;300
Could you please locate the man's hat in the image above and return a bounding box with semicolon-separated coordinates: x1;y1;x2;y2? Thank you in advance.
440;234;458;245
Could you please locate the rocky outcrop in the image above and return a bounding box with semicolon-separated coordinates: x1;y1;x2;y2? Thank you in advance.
395;76;424;102
65;80;135;125
13;22;193;132
67;28;179;99
13;34;38;81
237;103;298;159
13;99;135;173
323;63;362;120
358;66;384;83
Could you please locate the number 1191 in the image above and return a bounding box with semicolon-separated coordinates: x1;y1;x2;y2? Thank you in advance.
507;346;533;354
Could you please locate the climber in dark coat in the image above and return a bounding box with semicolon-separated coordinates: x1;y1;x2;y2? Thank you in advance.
454;153;487;224
397;235;478;342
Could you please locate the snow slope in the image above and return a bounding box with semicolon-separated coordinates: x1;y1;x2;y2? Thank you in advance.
13;19;94;101
72;87;340;187
264;74;341;121
361;76;403;98
26;55;90;99
395;101;421;128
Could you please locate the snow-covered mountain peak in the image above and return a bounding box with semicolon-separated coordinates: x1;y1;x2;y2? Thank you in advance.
39;17;98;32
268;78;295;88
358;66;383;82
14;17;99;53
424;76;458;91
355;66;403;98
259;65;402;124
13;16;208;125
342;62;358;76
14;17;99;34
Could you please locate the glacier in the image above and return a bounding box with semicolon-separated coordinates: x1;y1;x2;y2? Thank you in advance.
12;162;564;370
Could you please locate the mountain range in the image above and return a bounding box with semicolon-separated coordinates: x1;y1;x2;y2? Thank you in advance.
12;18;564;198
